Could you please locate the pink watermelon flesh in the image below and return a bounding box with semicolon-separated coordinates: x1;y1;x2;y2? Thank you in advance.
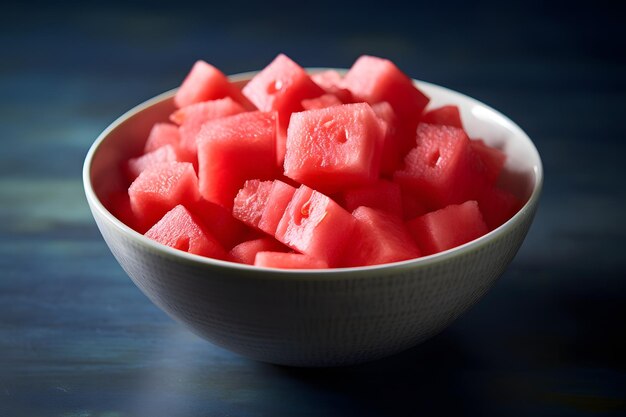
107;190;139;231
340;179;403;218
341;206;421;267
342;55;430;154
187;198;250;250
126;145;179;181
254;251;328;269
475;183;522;230
372;101;402;175
275;185;357;267
230;237;289;265
311;70;353;103
257;180;298;236
242;54;325;130
145;205;229;260
171;97;247;161
174;61;233;108
284;103;384;194
144;123;181;154
196;111;278;209
470;139;506;186
406;200;488;256
421;105;463;129
400;185;430;220
301;93;343;110
233;179;274;228
128;162;200;231
394;123;475;211
232;179;298;236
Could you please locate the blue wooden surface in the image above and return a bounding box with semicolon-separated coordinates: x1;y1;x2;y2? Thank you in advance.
1;1;625;416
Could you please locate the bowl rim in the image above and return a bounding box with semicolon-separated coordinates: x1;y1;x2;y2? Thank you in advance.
83;69;543;278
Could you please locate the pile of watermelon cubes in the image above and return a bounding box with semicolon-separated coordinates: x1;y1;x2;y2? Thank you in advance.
110;54;522;269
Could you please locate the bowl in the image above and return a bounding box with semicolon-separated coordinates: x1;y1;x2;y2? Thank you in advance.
83;70;543;367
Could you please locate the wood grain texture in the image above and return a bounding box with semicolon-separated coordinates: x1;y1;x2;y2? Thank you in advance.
1;1;625;415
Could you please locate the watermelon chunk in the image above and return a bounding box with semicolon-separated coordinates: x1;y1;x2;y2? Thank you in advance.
187;198;250;250
275;185;357;267
406;200;488;256
232;179;274;229
394;123;474;210
342;55;430;153
340;179;403;218
242;54;325;126
311;70;353;103
230;237;289;265
471;139;506;185
284;103;385;194
475;184;522;230
196;111;278;209
143;123;181;154
372;101;402;175
171;97;247;161
341;206;421;267
233;179;298;236
145;205;229;260
421;105;463;128
128;162;200;231
107;190;139;231
175;60;232;108
126;145;179;181
254;252;328;269
301;93;343;110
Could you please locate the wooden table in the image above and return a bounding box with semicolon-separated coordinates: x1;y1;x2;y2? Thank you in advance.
1;2;625;415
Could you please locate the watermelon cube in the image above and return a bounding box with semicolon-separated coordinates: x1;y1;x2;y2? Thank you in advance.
170;97;247;161
145;205;229;260
421;105;463;129
230;237;289;265
394;123;475;210
470;139;506;185
233;179;297;236
254;252;328;269
284;103;385;194
143;123;181;155
275;185;357;267
406;200;489;256
128;162;200;231
475;184;522;230
342;55;430;153
372;101;402;175
341;206;421;267
196;111;278;209
126;145;179;181
107;190;139;231
175;60;232;108
232;179;275;228
311;70;353;103
187;198;250;250
340;179;403;218
242;54;325;126
301;93;343;110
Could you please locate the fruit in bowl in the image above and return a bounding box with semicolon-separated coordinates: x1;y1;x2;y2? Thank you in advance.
83;54;542;366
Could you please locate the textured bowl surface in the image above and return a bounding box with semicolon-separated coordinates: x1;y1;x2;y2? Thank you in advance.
83;71;543;367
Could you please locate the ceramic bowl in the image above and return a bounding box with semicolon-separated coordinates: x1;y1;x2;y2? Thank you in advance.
83;70;543;367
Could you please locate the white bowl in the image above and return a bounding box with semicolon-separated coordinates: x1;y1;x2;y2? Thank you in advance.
83;70;543;367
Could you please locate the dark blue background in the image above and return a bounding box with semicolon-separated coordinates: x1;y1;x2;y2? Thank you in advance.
1;1;625;415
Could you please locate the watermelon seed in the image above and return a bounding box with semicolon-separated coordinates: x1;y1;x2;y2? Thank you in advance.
428;150;441;167
301;201;311;218
267;80;283;94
